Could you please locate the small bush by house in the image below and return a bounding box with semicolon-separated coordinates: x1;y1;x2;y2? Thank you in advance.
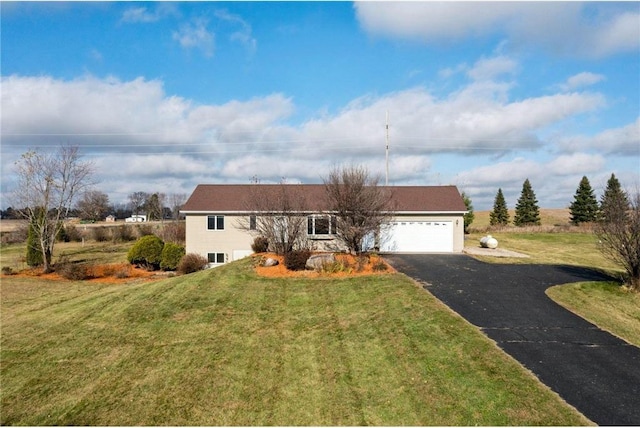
160;242;185;271
284;249;311;271
127;235;165;270
251;236;269;253
177;253;209;274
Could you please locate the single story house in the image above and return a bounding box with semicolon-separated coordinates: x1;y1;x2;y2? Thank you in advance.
181;184;467;266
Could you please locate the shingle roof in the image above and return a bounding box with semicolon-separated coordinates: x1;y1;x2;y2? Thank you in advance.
181;184;467;213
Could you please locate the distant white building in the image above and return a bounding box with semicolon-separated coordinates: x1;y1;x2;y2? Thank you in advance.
125;215;147;223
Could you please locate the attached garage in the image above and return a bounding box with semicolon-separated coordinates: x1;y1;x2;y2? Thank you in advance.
380;220;454;253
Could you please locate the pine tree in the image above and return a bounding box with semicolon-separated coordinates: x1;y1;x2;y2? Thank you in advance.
600;173;629;223
489;188;509;226
26;213;44;267
514;179;541;226
569;176;599;225
461;192;474;234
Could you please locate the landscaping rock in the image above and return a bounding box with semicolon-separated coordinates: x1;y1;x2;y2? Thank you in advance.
306;253;336;270
263;257;279;267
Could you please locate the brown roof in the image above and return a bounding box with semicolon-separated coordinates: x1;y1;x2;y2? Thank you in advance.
181;184;466;213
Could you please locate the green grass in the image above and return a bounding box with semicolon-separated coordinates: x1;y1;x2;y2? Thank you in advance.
1;258;590;426
547;282;640;347
466;231;622;274
0;241;131;272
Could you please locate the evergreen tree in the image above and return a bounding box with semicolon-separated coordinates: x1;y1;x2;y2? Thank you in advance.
569;176;599;225
461;192;474;233
514;179;541;226
27;222;44;267
489;188;510;226
600;173;629;223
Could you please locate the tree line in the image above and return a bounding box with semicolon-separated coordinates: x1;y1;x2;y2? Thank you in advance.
2;189;188;223
487;174;629;227
486;174;638;290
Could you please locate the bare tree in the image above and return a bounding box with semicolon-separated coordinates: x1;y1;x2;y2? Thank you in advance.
240;184;308;255
168;193;187;220
595;188;640;291
128;191;148;216
323;165;394;255
12;146;94;272
76;190;110;221
144;192;165;221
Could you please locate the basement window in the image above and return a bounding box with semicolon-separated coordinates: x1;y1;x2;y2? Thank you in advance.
207;253;226;264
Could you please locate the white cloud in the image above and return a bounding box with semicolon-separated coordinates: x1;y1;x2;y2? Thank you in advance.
0;74;294;150
354;2;640;58
547;153;606;175
561;72;606;91
120;4;177;24
215;9;257;54
467;56;518;81
556;118;640;155
172;18;215;57
0;73;624;209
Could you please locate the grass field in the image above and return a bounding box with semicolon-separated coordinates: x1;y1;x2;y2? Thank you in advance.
469;208;572;231
1;258;591;426
1;217;636;425
547;282;640;347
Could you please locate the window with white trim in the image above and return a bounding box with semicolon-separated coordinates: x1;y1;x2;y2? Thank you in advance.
307;215;337;236
249;215;257;230
207;215;224;230
207;252;226;264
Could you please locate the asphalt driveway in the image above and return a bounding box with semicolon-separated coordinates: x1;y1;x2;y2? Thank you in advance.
386;254;640;426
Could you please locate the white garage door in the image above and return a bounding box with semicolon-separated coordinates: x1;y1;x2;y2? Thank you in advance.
380;221;453;253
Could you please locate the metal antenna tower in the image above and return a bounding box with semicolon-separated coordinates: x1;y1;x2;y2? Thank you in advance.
385;111;389;186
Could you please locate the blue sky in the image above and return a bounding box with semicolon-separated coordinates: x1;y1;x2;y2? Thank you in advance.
2;1;639;210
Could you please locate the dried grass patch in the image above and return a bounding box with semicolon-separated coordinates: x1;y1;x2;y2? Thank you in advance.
4;263;158;284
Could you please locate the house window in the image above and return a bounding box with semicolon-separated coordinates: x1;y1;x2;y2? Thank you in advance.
308;215;337;236
207;252;225;264
207;215;224;230
249;215;257;230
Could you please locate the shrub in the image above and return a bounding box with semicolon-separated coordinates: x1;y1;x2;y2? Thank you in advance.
355;254;370;272
114;267;130;279
56;259;94;280
92;226;111;242
251;236;269;253
127;235;165;270
161;242;185;271
372;258;388;272
177;253;209;274
136;224;154;238
1;227;28;245
112;224;136;242
320;259;352;274
63;224;83;242
2;266;14;275
284;249;311;271
160;222;186;245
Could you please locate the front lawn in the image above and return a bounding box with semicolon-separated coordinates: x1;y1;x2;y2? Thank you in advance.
0;258;589;426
